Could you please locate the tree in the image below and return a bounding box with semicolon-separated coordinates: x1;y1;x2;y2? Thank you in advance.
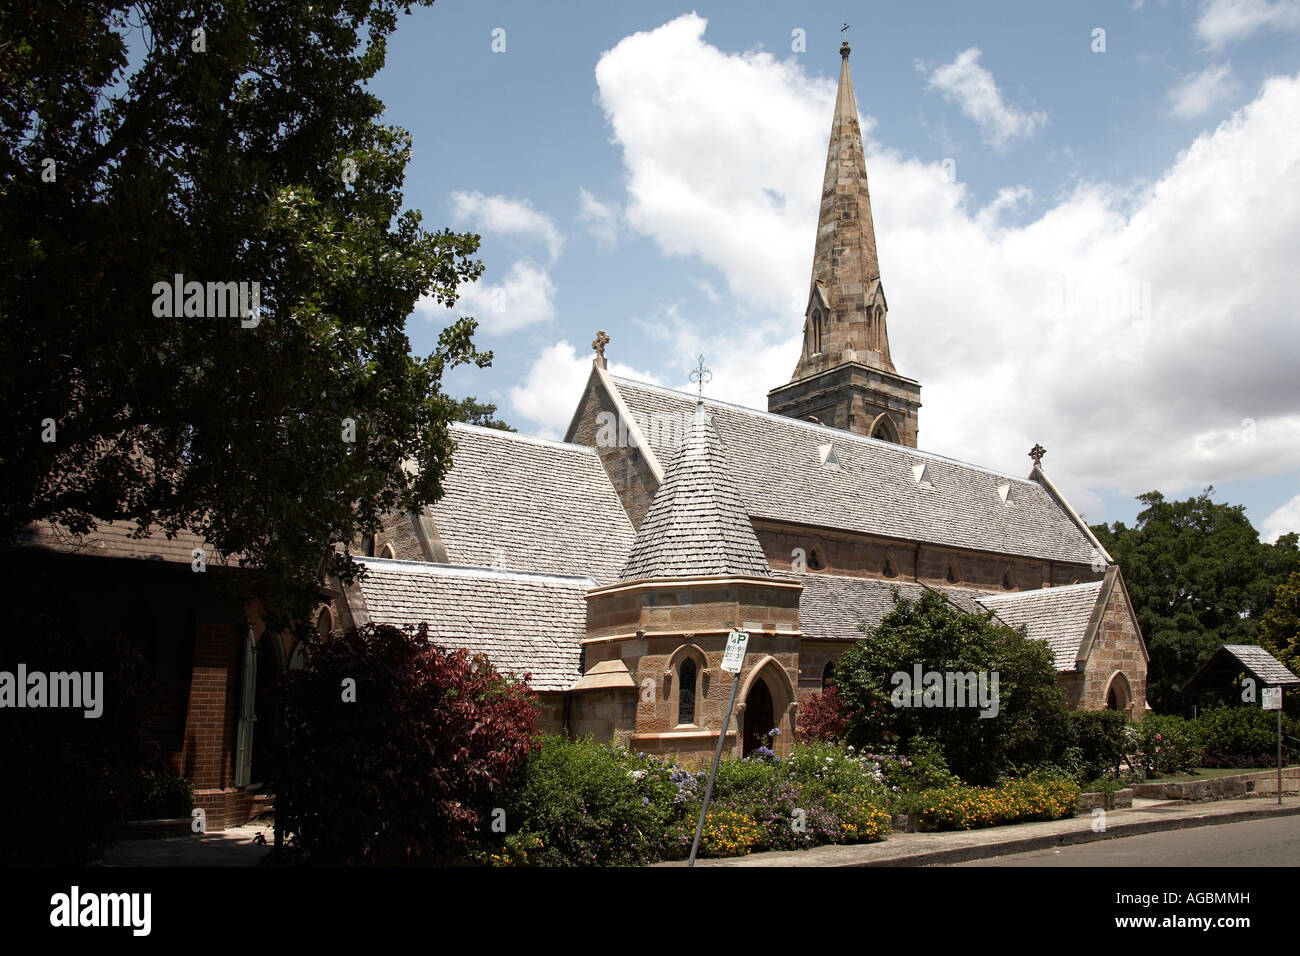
1091;489;1300;713
268;622;540;865
831;589;1070;785
0;1;487;627
1260;569;1300;678
448;396;515;432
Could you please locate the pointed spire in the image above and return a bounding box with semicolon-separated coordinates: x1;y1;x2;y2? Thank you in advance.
619;406;771;581
797;43;893;373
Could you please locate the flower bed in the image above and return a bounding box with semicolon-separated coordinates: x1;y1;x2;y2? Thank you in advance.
914;777;1080;831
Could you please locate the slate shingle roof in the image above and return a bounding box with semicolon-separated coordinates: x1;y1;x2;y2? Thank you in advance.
796;572;1104;672
19;519;230;566
620;407;771;581
429;423;636;585
975;581;1105;671
351;557;593;692
797;574;928;642
609;377;1100;566
1219;645;1300;687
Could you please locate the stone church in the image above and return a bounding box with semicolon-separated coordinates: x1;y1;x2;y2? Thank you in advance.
13;43;1149;828
328;41;1150;763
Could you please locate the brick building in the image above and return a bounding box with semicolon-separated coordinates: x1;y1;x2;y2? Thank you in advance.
333;41;1149;764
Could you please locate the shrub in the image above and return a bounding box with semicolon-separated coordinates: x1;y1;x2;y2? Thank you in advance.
795;682;850;743
269;623;539;865
1134;714;1202;776
503;736;675;866
915;776;1080;831
1196;706;1292;767
1068;710;1131;780
833;590;1072;785
127;771;195;820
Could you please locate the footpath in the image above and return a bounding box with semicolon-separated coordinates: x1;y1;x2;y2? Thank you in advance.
95;794;1300;867
672;794;1300;867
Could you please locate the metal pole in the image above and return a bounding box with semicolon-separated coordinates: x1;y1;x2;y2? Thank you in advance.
688;670;742;867
1278;703;1283;807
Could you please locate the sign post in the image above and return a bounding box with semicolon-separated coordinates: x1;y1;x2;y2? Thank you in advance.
1262;686;1282;805
688;631;748;868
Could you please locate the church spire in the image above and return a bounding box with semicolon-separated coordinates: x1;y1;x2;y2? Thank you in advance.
768;43;921;446
798;40;891;374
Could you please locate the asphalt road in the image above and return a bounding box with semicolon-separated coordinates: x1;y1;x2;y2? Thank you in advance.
948;815;1300;866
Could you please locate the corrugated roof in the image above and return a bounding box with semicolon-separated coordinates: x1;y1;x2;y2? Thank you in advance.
428;423;636;585
610;376;1099;566
620;407;771;581
351;557;594;692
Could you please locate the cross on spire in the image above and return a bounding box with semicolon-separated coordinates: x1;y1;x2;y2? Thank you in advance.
689;355;712;405
1028;443;1047;466
840;23;851;57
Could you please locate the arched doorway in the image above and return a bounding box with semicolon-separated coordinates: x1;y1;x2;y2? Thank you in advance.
1105;672;1132;714
743;679;774;757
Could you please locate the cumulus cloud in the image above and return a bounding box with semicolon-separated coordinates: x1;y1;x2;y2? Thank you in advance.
507;340;661;438
576;187;621;250
1261;491;1300;542
1196;0;1300;50
417;259;555;335
1168;62;1240;118
591;13;1300;508
921;48;1048;150
449;191;564;263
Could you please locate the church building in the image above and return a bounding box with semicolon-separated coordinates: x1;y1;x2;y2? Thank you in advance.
329;40;1150;764
12;43;1151;831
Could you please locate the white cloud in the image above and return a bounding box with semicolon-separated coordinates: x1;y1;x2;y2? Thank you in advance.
922;48;1048;150
1196;0;1300;50
449;191;564;263
592;14;1300;508
1168;62;1240;118
576;187;621;250
417;258;556;335
507;340;661;438
1261;490;1300;542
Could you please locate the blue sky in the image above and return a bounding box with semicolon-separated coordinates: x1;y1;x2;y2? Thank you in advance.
364;1;1300;538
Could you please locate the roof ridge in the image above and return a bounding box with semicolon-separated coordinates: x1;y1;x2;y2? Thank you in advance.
608;374;1040;485
978;580;1105;602
356;556;598;588
450;421;598;455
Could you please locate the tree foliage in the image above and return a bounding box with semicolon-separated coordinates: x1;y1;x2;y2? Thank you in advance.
1091;489;1300;713
268;622;540;865
0;1;487;627
831;589;1071;786
448;395;514;432
1259;569;1300;680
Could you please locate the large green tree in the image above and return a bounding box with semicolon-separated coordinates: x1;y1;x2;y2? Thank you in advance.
1260;570;1300;679
1091;489;1300;713
1;1;487;625
832;589;1071;786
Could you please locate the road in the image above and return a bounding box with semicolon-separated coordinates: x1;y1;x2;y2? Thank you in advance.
947;815;1300;866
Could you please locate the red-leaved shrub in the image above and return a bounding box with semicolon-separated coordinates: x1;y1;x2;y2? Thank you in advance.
796;682;851;744
268;623;539;864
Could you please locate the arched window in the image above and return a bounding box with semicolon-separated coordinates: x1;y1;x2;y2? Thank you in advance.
1001;569;1015;590
807;548;825;571
882;555;898;578
945;563;959;584
380;541;396;559
678;658;698;725
822;660;835;689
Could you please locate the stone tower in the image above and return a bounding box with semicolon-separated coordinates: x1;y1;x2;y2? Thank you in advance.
767;40;921;446
578;404;803;763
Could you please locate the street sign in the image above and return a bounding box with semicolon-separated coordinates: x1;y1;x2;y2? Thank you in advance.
1262;687;1282;710
721;631;749;673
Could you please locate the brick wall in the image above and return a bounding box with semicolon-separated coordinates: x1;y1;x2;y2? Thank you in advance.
1080;579;1148;714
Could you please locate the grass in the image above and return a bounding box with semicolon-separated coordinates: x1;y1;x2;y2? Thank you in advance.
1146;764;1295;784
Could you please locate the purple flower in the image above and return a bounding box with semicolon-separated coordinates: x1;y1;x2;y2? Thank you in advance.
642;797;650;805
